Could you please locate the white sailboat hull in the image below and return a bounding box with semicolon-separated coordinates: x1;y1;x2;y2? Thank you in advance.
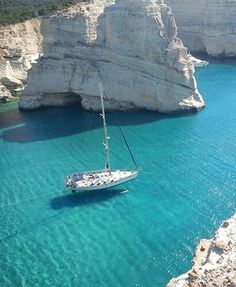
65;170;139;193
64;84;140;194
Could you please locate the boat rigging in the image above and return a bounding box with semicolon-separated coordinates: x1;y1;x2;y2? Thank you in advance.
65;83;140;193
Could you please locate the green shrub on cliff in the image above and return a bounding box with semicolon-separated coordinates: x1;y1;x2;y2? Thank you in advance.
0;0;76;25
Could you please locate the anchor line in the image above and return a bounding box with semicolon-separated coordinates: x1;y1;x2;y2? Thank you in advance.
0;191;60;209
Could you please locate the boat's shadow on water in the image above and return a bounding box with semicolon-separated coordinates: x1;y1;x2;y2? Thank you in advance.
0;189;125;242
50;188;126;210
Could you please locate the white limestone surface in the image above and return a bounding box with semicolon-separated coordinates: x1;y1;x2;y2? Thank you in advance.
0;18;43;91
0;83;15;102
167;214;236;287
19;0;204;112
166;0;236;57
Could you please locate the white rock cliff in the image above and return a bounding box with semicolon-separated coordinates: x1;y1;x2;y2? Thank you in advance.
19;0;204;113
0;18;43;93
168;214;236;287
165;0;236;57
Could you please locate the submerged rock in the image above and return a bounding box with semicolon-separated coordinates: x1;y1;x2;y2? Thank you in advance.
167;214;236;287
166;0;236;57
188;55;208;68
19;0;204;113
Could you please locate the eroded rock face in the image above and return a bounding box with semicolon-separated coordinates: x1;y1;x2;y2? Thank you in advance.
166;0;236;57
0;18;43;93
0;83;15;102
167;214;236;287
19;0;204;113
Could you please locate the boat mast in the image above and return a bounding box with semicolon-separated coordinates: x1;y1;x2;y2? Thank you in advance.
99;83;111;173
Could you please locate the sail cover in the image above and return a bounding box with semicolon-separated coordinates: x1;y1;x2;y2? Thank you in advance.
72;173;84;182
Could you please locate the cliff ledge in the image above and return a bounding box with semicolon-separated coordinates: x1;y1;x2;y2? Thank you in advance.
168;214;236;287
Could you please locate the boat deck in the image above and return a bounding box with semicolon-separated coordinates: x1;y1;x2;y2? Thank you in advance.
65;170;139;192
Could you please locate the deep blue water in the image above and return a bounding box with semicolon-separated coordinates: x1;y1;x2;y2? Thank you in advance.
0;63;236;287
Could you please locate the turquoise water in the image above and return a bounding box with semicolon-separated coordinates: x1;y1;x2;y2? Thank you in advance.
1;63;236;287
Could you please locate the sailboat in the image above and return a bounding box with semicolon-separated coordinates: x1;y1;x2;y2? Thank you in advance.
65;83;140;193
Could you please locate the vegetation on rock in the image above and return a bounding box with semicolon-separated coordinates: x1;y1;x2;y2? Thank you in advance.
0;0;76;25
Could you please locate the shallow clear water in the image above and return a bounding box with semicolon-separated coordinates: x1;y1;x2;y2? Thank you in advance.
0;63;236;287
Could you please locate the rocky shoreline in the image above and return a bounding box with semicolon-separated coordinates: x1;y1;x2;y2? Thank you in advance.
1;0;236;109
0;83;18;103
0;18;42;103
166;0;236;57
167;214;236;287
18;0;204;113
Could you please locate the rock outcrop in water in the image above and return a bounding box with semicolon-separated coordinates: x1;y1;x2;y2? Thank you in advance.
0;83;15;102
0;18;42;99
168;214;236;287
19;0;204;113
165;0;236;57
